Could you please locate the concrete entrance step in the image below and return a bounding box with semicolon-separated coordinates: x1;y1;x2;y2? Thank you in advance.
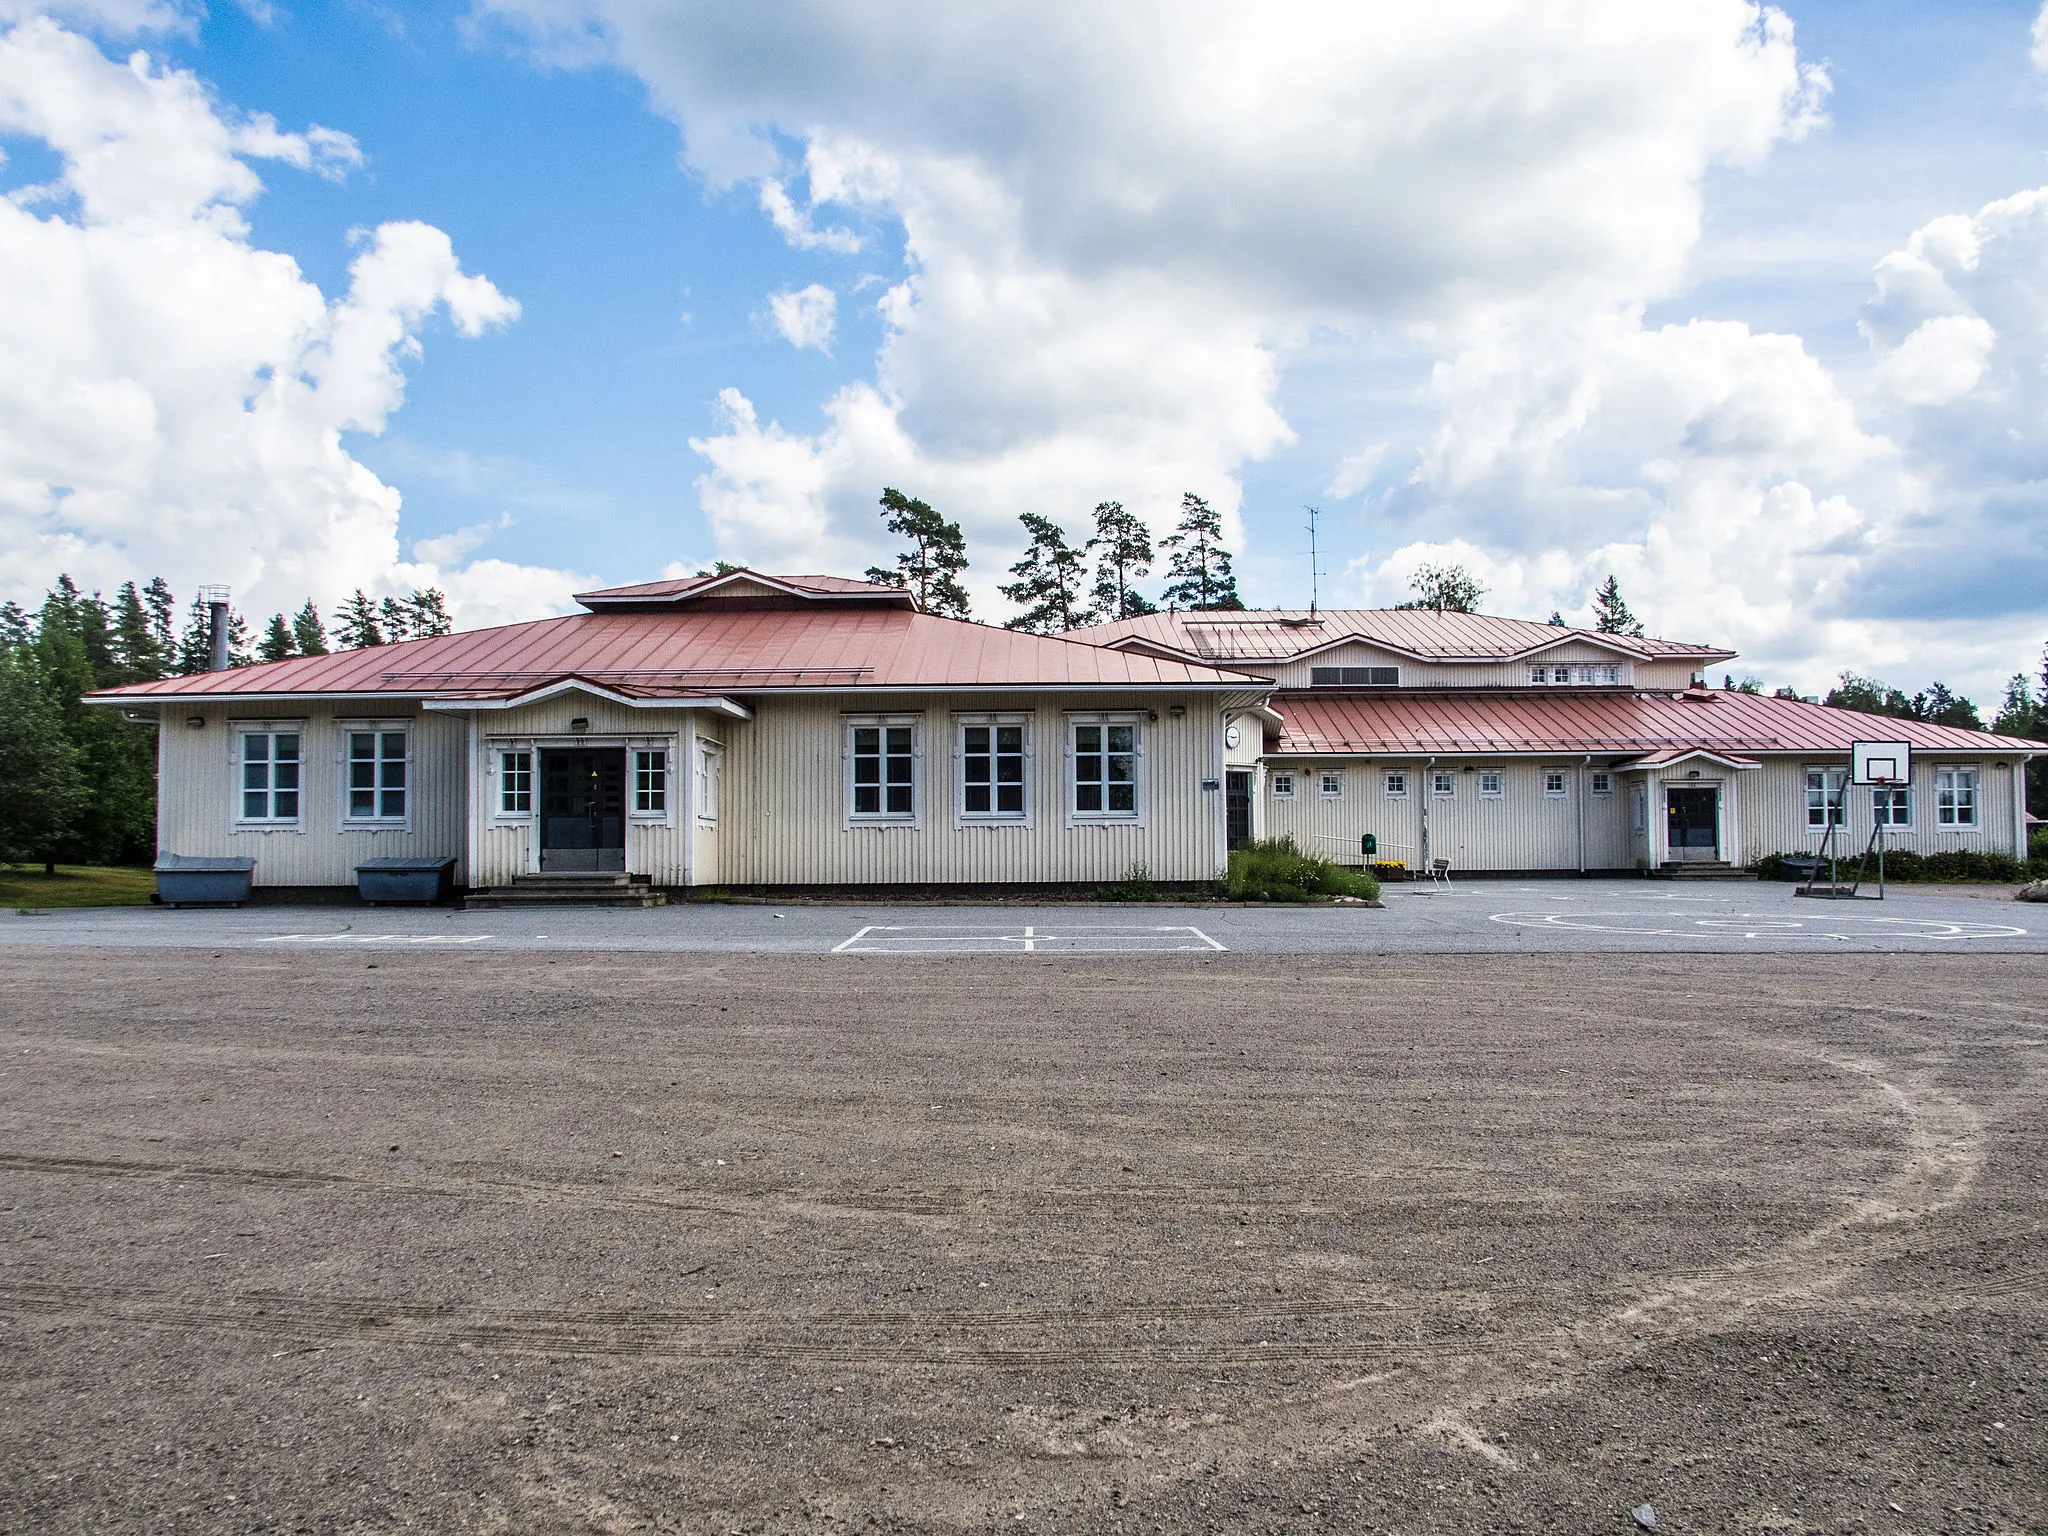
1659;861;1753;881
465;874;667;909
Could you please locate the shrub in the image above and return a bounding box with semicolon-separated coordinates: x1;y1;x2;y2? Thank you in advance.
1753;848;2039;884
1093;862;1160;902
1224;837;1380;902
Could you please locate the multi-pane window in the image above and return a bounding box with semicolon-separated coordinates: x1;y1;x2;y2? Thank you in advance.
1531;664;1623;685
1590;772;1614;796
1478;770;1503;797
1432;771;1456;797
1271;773;1296;798
239;731;300;822
1319;770;1343;798
695;744;720;822
850;722;917;819
1384;772;1408;798
1309;665;1399;686
1935;767;1978;827
499;750;533;814
633;750;667;814
1873;787;1911;827
346;729;407;821
960;720;1027;818
1543;771;1568;797
1805;769;1847;828
1072;721;1138;817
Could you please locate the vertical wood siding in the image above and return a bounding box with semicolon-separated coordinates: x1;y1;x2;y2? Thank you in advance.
157;704;468;887
713;692;1225;886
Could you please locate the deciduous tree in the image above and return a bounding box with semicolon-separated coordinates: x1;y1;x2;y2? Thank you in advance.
1395;562;1487;613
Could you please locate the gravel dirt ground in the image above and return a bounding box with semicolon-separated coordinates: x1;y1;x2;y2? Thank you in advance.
1;947;2043;1535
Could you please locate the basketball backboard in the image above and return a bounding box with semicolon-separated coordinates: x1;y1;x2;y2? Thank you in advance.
1851;740;1912;785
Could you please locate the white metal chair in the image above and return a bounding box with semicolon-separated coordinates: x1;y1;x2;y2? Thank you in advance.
1421;857;1452;885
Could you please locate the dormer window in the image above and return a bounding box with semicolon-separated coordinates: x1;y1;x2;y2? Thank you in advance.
1309;666;1399;687
1531;664;1624;686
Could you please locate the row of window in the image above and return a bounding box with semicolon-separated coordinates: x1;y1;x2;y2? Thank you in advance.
1804;768;1978;830
1531;664;1625;685
1305;663;1632;688
240;727;410;826
837;715;1142;825
1270;768;1611;800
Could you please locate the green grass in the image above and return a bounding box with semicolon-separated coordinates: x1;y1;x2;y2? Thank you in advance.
1;864;156;911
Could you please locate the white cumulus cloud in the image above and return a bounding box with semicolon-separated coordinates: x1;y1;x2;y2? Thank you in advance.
766;282;837;352
0;15;590;629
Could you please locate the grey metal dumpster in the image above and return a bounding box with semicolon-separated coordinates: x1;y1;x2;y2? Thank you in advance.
154;853;256;907
356;857;457;905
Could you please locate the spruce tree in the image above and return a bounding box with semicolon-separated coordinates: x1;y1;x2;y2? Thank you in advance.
291;600;329;656
0;647;85;872
1085;502;1157;621
999;513;1094;633
1591;574;1645;637
259;614;297;663
863;487;971;618
0;601;29;652
174;596;214;675
335;590;385;649
1159;493;1243;611
406;588;453;639
110;582;166;684
142;577;175;656
380;596;413;644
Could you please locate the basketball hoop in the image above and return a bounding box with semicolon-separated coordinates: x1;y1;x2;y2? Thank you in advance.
1852;740;1912;786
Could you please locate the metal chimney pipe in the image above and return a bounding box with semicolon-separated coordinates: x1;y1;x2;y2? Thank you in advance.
197;585;231;671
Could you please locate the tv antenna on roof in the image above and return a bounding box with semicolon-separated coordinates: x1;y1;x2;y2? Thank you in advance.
1305;506;1322;616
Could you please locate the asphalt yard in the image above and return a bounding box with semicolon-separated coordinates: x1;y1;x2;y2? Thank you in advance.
1;945;2043;1534
0;877;2038;954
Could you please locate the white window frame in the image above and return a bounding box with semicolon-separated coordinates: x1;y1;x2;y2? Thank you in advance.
1431;770;1456;798
1590;771;1614;796
498;748;534;817
1066;713;1144;825
1270;772;1296;799
1543;770;1568;798
233;722;306;830
1935;766;1979;829
955;713;1033;826
846;715;923;827
631;747;672;821
695;739;721;825
1319;770;1344;799
1872;785;1911;829
1383;771;1408;799
1805;767;1847;830
1478;769;1504;798
340;720;411;829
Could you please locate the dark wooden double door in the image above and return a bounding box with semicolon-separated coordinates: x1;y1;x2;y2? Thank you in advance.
540;748;625;873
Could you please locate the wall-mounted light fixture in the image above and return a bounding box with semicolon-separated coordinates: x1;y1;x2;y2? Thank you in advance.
1687;769;1701;779
569;717;590;734
1168;704;1187;719
1146;709;1159;723
185;716;205;730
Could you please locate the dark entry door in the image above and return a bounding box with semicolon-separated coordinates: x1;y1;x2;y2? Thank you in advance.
1226;771;1253;850
539;748;626;873
1665;786;1720;862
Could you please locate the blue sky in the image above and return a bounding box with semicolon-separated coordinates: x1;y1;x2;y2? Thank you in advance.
2;0;2046;702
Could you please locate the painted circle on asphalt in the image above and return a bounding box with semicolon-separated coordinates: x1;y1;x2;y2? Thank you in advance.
1488;910;2026;942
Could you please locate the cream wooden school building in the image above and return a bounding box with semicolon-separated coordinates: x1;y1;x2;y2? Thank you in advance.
91;571;2038;895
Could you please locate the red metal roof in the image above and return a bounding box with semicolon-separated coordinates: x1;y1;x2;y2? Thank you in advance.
574;571;909;606
1074;608;1732;663
1270;689;2044;757
90;606;1269;702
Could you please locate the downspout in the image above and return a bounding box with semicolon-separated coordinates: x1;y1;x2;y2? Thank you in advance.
1420;755;1434;874
1577;754;1590;875
464;713;480;892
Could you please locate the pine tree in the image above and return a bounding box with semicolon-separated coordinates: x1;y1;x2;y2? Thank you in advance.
258;614;297;663
999;513;1094;633
380;596;413;644
1395;563;1487;613
1159;494;1243;611
1591;574;1644;637
405;588;453;639
291;600;329;657
110;582;166;685
1547;610;1566;627
1085;502;1157;621
335;590;385;649
863;488;972;618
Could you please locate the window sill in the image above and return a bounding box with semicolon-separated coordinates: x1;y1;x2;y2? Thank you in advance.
232;823;303;834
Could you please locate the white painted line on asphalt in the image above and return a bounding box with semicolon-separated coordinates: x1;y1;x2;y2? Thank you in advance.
832;924;1227;955
1488;910;2026;942
260;933;494;945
